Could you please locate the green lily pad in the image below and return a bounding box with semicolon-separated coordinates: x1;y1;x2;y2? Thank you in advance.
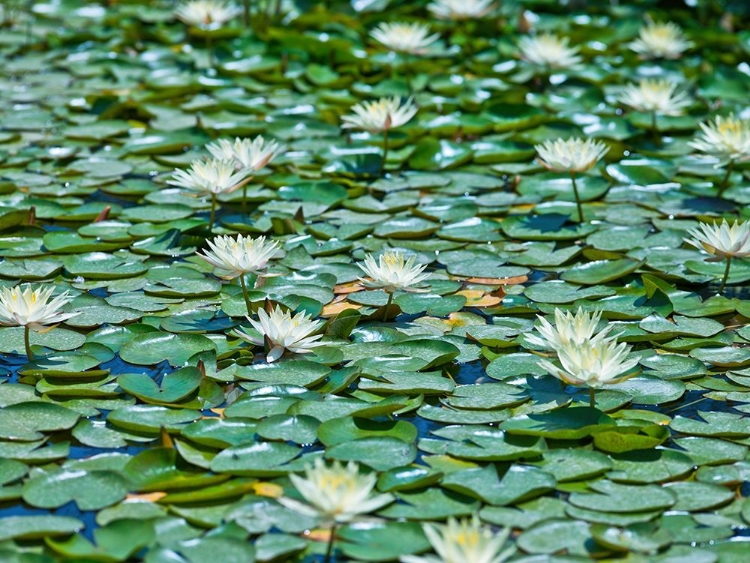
23;469;129;510
118;367;203;404
120;333;216;366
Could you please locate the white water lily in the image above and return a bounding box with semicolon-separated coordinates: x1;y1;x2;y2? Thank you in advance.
518;34;582;69
0;285;78;330
428;0;495;20
279;459;394;524
686;220;750;261
234;305;324;362
617;79;691;115
401;516;514;563
538;336;639;389
689;115;750;163
526;308;611;351
629;21;693;59
198;235;280;279
535;138;609;173
206;136;286;171
359;250;430;293
370;22;440;55
175;0;240;27
341;97;417;133
687;220;750;292
167;158;252;195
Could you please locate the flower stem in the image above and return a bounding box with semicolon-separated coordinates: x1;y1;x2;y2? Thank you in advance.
380;128;389;177
381;291;394;321
324;524;337;563
589;387;596;410
239;275;252;315
719;257;732;294
650;111;662;146
205;33;214;68
24;325;33;361
209;193;217;230
570;173;583;223
242;0;250;27
242;183;248;216
718;159;735;197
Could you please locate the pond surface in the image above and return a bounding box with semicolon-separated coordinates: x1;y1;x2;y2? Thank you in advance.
0;1;749;562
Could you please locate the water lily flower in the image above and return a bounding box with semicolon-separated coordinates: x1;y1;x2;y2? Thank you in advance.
233;305;324;362
534;138;608;222
687;220;750;293
280;459;394;561
342;97;417;134
629;21;693;59
280;458;394;523
428;0;496;20
689;115;750;195
370;22;440;55
0;285;78;360
206;136;286;171
526;308;611;351
175;0;240;66
342;97;417;176
359;250;430;293
174;0;240;27
518;34;582;70
206;136;286;212
0;285;78;330
199;235;280;279
401;516;514;563
538;335;639;407
167;158;253;228
168;158;251;196
617;79;691;116
198;234;281;313
358;250;429;320
535;138;609;173
617;78;691;143
687;220;750;261
690;115;750;163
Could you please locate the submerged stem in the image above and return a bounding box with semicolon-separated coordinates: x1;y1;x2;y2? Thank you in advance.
239;275;252;315
324;524;337;563
718;159;736;197
209;193;217;230
242;0;250;27
24;325;33;361
381;291;394;321
650;111;662;146
380;128;389;177
719;257;732;294
205;33;214;68
571;173;584;223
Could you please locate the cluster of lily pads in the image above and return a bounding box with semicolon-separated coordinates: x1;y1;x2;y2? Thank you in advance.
0;0;749;562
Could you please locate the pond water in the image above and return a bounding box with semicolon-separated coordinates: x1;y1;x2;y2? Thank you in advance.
0;1;749;562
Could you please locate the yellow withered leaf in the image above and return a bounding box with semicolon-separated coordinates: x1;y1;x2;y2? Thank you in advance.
334;282;364;294
322;301;362;317
456;290;502;307
252;482;284;498
126;492;167;502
